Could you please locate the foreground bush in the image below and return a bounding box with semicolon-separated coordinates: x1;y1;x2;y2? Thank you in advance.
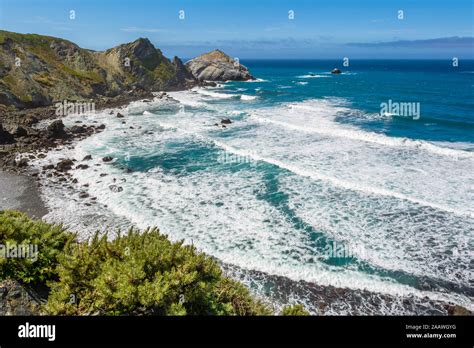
1;210;308;315
44;228;273;315
0;210;73;285
281;304;311;316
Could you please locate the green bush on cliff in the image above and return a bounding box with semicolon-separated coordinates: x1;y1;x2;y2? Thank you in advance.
0;211;309;316
281;304;311;316
44;227;271;315
0;210;74;285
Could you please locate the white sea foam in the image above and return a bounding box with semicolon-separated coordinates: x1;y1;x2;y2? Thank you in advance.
240;94;258;101
297;74;330;78
251;99;474;160
243;78;267;82
196;89;237;99
211;139;473;218
32;88;474;312
166;90;207;107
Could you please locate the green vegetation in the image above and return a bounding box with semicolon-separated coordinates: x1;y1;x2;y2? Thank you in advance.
32;73;55;87
0;211;310;316
0;30;76;48
281;304;311;316
0;30;193;107
45;228;270;315
0;210;73;285
60;65;104;83
154;62;175;83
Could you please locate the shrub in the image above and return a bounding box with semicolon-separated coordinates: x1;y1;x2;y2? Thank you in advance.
281;304;311;316
0;211;308;316
45;228;272;315
0;210;74;285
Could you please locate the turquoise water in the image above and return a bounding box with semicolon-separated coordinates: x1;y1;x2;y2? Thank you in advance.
65;60;473;312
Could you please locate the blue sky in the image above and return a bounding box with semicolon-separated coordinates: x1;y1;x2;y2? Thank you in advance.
0;0;472;58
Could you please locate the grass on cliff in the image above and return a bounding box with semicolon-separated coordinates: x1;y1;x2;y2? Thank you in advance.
0;210;309;316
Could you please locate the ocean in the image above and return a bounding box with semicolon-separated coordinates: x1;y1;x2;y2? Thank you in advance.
34;60;474;314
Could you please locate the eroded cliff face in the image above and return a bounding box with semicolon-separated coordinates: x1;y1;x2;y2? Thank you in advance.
0;31;197;108
185;49;254;82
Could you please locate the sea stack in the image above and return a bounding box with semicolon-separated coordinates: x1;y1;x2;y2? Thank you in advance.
185;49;255;81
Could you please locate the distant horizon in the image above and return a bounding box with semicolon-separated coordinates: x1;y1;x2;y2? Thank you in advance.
1;0;473;59
2;29;474;62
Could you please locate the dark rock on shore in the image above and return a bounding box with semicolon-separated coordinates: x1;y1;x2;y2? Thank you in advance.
221;118;232;125
9;125;28;137
102;156;113;162
79;192;89;199
56;159;74;172
47;120;68;139
109;184;123;192
0;123;15;144
186;49;254;81
23;116;39;126
70;125;87;134
15;158;28;167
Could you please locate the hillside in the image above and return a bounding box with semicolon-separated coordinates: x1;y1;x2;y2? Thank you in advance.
0;31;197;108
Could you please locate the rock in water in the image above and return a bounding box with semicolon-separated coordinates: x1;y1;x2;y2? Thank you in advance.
185;49;255;81
47;120;68;139
70;125;87;134
331;68;342;74
56;159;74;172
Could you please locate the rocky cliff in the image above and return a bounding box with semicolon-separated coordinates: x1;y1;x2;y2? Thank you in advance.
0;31;197;108
185;49;254;81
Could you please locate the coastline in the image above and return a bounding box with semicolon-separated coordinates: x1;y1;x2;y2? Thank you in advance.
3;89;468;316
0;90;165;225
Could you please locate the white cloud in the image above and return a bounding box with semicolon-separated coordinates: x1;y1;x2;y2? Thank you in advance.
121;27;166;33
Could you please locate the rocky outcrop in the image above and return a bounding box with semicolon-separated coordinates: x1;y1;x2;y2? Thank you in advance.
185;49;254;81
170;56;197;88
0;31;198;108
96;38;196;93
331;68;342;74
0;279;43;315
46;120;68;139
0;123;15;144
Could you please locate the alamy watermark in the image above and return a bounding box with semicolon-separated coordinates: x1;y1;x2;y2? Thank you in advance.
55;100;96;117
380;99;421;120
217;151;257;165
0;243;38;262
324;241;367;260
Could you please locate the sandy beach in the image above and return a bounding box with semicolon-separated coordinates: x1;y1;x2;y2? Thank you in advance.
0;171;47;219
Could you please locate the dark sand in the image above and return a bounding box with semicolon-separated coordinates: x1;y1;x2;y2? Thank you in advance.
0;171;47;219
